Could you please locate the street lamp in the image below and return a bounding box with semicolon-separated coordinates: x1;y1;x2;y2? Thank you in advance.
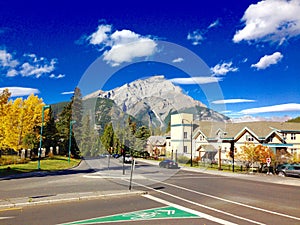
38;105;50;170
68;120;76;163
182;119;193;167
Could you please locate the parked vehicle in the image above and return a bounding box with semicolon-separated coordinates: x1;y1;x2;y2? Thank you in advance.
277;165;300;177
259;163;274;173
123;154;133;164
275;163;290;174
159;159;179;169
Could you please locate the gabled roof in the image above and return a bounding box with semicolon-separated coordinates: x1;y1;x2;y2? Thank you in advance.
194;121;300;140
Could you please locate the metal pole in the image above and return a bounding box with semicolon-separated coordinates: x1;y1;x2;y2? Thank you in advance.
38;105;49;170
190;121;193;167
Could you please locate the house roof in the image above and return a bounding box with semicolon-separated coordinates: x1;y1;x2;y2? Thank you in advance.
194;121;300;140
147;136;166;146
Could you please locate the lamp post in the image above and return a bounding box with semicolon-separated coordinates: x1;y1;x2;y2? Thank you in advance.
182;119;193;167
68;120;76;163
38;105;50;170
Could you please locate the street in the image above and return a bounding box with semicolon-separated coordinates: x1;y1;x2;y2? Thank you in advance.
0;158;300;224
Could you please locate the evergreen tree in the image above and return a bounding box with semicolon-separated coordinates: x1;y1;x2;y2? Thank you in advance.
101;123;115;154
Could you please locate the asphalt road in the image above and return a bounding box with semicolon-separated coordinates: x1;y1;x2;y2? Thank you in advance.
1;158;300;225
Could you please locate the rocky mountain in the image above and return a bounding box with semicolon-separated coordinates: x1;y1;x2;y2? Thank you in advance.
84;75;229;129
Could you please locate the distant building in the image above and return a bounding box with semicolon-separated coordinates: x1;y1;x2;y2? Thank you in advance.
168;113;300;163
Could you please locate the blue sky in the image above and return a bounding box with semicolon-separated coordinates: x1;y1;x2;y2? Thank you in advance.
1;0;300;121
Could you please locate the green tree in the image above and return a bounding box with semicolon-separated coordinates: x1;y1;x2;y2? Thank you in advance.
134;125;151;156
101;123;115;154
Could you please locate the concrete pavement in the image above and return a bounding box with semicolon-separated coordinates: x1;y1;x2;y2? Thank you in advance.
1;158;300;210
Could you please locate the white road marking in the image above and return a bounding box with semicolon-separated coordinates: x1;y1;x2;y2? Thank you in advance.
147;177;300;222
144;194;238;225
131;180;266;225
0;217;14;220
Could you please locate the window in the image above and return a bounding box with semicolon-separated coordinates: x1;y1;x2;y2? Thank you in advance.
246;135;254;142
282;133;287;139
183;145;187;153
291;148;297;154
184;132;187;139
291;133;296;140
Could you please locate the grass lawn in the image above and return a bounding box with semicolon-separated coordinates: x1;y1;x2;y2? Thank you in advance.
0;155;81;177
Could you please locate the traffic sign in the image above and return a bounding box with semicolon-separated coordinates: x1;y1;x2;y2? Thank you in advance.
60;206;200;225
266;158;271;163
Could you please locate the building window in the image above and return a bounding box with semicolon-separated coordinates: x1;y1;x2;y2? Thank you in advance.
291;133;296;140
291;148;297;154
283;133;287;139
246;135;254;142
184;145;187;153
169;142;171;146
184;132;187;139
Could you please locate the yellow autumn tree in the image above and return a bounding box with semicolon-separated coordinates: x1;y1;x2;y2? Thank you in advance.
3;94;49;152
0;89;11;149
236;143;275;170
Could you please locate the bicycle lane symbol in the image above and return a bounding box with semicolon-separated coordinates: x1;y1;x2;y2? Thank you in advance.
122;206;198;221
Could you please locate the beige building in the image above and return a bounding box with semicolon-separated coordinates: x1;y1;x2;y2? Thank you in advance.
170;113;194;158
169;113;300;163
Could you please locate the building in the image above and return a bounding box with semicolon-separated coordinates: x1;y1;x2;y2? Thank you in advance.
169;113;300;164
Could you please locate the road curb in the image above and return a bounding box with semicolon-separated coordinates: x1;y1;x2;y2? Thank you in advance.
0;190;147;210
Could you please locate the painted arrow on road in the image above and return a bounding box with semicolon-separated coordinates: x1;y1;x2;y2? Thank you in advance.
59;206;200;225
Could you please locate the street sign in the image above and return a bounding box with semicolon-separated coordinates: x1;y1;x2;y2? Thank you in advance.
60;206;200;225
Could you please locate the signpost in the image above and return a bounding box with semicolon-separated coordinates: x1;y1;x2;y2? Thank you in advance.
266;157;271;174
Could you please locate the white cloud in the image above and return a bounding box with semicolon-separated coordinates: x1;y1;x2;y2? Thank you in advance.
103;38;157;67
211;62;238;75
230;115;292;122
49;73;65;79
208;19;220;29
0;49;58;78
86;25;157;67
61;91;74;95
0;49;19;69
240;103;300;114
172;57;184;63
20;58;56;78
0;87;39;97
233;0;300;44
187;30;204;45
251;52;283;70
212;99;256;104
170;77;222;85
88;24;112;45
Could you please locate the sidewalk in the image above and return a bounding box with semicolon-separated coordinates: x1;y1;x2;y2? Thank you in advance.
137;158;300;187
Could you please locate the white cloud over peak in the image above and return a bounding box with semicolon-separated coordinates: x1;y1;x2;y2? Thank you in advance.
61;91;74;95
212;99;256;104
240;103;300;114
211;62;238;75
187;30;204;45
172;57;184;63
86;24;157;66
251;52;283;70
88;24;112;45
0;87;39;97
170;76;222;85
233;0;300;44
